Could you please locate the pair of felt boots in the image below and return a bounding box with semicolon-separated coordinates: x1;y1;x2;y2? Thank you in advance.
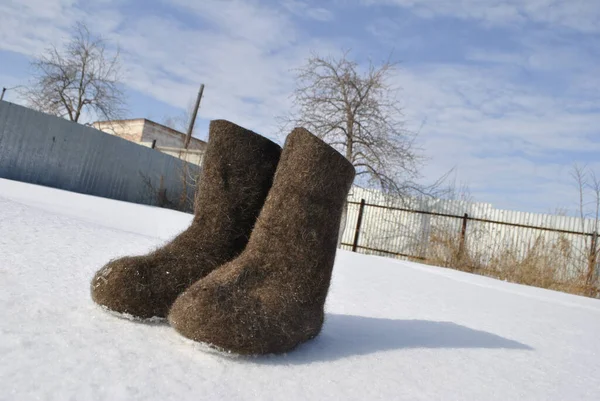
91;120;355;355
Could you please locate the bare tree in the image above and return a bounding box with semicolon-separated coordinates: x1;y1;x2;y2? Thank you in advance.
571;164;600;296
22;22;126;124
572;164;600;232
283;50;438;198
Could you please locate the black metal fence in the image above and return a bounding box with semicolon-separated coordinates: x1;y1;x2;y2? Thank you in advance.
340;199;599;294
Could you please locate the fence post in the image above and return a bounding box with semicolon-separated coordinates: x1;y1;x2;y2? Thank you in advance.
458;213;469;260
352;199;366;252
587;231;598;289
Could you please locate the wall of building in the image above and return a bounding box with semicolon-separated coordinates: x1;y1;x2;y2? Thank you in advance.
93;118;206;154
158;147;204;166
140;120;206;151
140;142;204;166
0;102;199;212
93;120;144;142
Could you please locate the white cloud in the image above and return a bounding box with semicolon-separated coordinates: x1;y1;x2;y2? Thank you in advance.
167;0;298;49
109;5;330;137
282;0;335;21
466;49;526;66
365;16;424;50
361;0;600;33
0;0;339;138
391;62;600;212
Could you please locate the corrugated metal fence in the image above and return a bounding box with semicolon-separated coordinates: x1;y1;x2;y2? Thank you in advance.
0;101;199;211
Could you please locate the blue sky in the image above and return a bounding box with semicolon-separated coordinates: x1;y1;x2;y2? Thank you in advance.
1;0;599;214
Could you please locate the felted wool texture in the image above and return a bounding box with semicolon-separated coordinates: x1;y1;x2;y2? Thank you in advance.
168;127;356;355
90;120;282;319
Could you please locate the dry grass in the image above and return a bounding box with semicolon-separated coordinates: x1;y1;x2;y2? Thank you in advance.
138;160;201;214
177;159;201;213
421;226;599;298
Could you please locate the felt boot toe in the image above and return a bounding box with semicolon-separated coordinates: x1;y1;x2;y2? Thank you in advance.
91;256;166;319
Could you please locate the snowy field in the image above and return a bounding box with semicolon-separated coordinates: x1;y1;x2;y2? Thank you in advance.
1;177;600;401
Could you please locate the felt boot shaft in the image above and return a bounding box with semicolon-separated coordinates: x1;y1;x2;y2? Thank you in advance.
169;128;355;354
91;120;281;319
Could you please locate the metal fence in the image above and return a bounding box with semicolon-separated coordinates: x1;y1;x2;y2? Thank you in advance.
0;101;199;211
340;198;599;292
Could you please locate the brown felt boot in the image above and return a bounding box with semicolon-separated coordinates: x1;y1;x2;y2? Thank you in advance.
168;128;355;354
90;120;282;320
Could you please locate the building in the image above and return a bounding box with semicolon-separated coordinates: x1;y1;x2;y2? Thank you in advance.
92;118;206;166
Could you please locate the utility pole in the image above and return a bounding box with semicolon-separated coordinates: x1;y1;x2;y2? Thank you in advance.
1;86;21;102
184;84;205;149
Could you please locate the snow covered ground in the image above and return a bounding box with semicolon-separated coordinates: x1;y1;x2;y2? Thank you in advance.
1;177;599;401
